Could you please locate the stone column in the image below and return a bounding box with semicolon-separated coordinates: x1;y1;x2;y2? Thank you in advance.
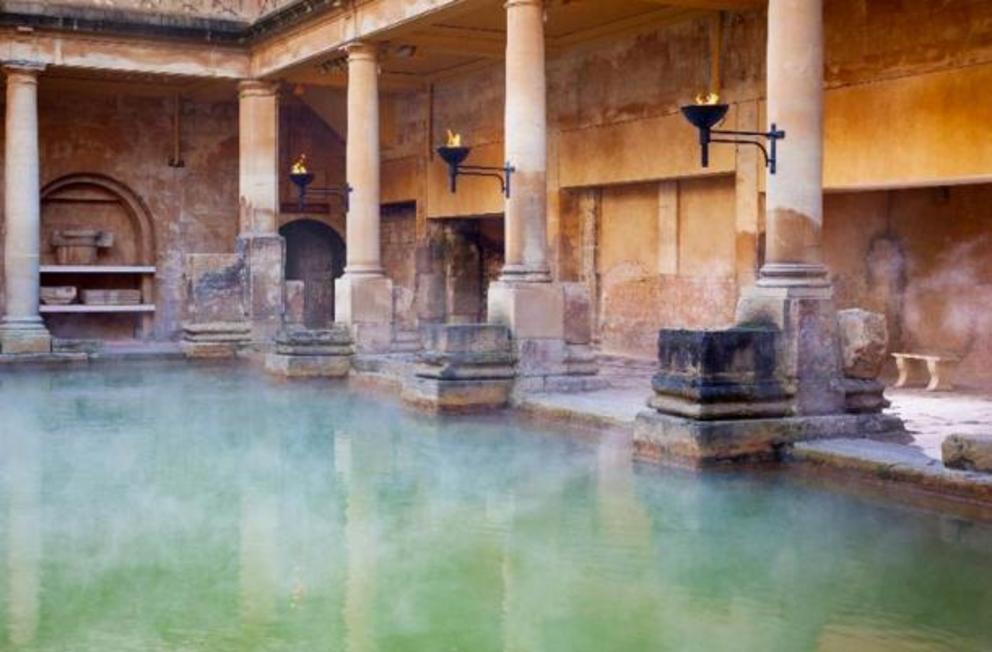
237;80;284;341
500;0;550;283
736;0;843;415
758;0;828;288
488;0;567;366
1;62;50;355
335;43;393;352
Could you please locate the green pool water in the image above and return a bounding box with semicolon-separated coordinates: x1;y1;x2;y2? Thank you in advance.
0;363;990;652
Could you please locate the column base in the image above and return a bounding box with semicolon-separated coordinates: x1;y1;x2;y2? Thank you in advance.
335;273;394;353
633;409;907;468
236;234;285;343
736;281;845;416
756;262;831;288
0;319;51;354
499;265;553;283
487;280;563;340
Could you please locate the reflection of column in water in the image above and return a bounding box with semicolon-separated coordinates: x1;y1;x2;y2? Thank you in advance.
239;425;281;628
6;429;41;647
596;442;652;549
342;429;375;652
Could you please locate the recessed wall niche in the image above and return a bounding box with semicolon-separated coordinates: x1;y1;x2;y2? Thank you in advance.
39;174;157;341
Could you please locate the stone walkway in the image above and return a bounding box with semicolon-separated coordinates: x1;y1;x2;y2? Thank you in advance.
887;389;992;460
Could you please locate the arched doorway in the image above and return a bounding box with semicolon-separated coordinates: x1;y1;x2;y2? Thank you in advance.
280;219;345;328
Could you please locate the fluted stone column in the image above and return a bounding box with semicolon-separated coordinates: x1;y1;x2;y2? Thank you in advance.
488;0;565;349
335;43;393;352
736;0;843;415
1;62;50;355
758;0;828;288
237;80;284;341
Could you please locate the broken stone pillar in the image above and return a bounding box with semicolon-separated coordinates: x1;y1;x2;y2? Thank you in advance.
488;0;596;387
0;62;51;354
237;80;285;342
837;308;890;413
264;324;353;377
402;324;516;412
335;43;394;352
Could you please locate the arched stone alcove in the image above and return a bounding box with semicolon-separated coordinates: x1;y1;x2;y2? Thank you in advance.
39;173;157;340
41;173;156;265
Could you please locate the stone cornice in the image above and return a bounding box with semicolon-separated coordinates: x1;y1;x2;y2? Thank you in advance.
0;0;339;45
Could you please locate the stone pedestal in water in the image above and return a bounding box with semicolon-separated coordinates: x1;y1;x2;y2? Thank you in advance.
402;324;516;412
634;325;905;467
264;325;353;377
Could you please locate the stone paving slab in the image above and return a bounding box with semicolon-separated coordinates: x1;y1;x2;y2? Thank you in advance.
792;438;992;503
515;388;646;430
888;389;992;460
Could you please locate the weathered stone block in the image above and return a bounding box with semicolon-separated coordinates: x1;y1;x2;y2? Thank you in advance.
0;328;52;355
487;280;564;340
181;321;251;358
402;377;514;413
634;409;907;467
841;378;890;414
406;324;516;412
838;308;888;379
185;253;246;323
285;280;305;325
648;327;790;419
942;435;992;473
264;353;351;378
237;234;285;341
736;284;846;416
335;274;394;352
562;282;592;345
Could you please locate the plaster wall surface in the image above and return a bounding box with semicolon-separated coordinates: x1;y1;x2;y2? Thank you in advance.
824;184;992;388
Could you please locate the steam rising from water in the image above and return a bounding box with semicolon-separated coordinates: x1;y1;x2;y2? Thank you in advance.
0;363;990;650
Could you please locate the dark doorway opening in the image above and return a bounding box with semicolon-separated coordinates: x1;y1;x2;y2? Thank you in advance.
280;219;346;328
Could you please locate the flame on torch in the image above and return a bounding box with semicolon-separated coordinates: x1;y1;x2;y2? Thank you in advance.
695;91;721;106
291;154;309;174
445;130;462;148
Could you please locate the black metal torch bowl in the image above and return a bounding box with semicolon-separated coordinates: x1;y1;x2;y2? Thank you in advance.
437;146;471;167
680;103;729;131
289;171;315;191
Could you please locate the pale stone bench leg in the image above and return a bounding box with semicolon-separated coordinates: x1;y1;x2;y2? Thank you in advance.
894;356;911;388
925;359;956;392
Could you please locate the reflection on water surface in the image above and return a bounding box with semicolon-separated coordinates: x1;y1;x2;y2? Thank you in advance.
1;363;991;651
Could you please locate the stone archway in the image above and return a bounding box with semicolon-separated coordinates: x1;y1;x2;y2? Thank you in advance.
279;219;345;328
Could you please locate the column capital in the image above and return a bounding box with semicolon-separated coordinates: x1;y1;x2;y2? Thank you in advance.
3;60;45;79
343;41;379;62
238;79;279;99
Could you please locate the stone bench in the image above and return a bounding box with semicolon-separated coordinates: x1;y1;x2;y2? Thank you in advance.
891;352;960;392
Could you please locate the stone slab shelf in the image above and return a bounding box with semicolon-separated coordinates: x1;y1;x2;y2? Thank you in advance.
40;304;156;313
41;265;156;274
